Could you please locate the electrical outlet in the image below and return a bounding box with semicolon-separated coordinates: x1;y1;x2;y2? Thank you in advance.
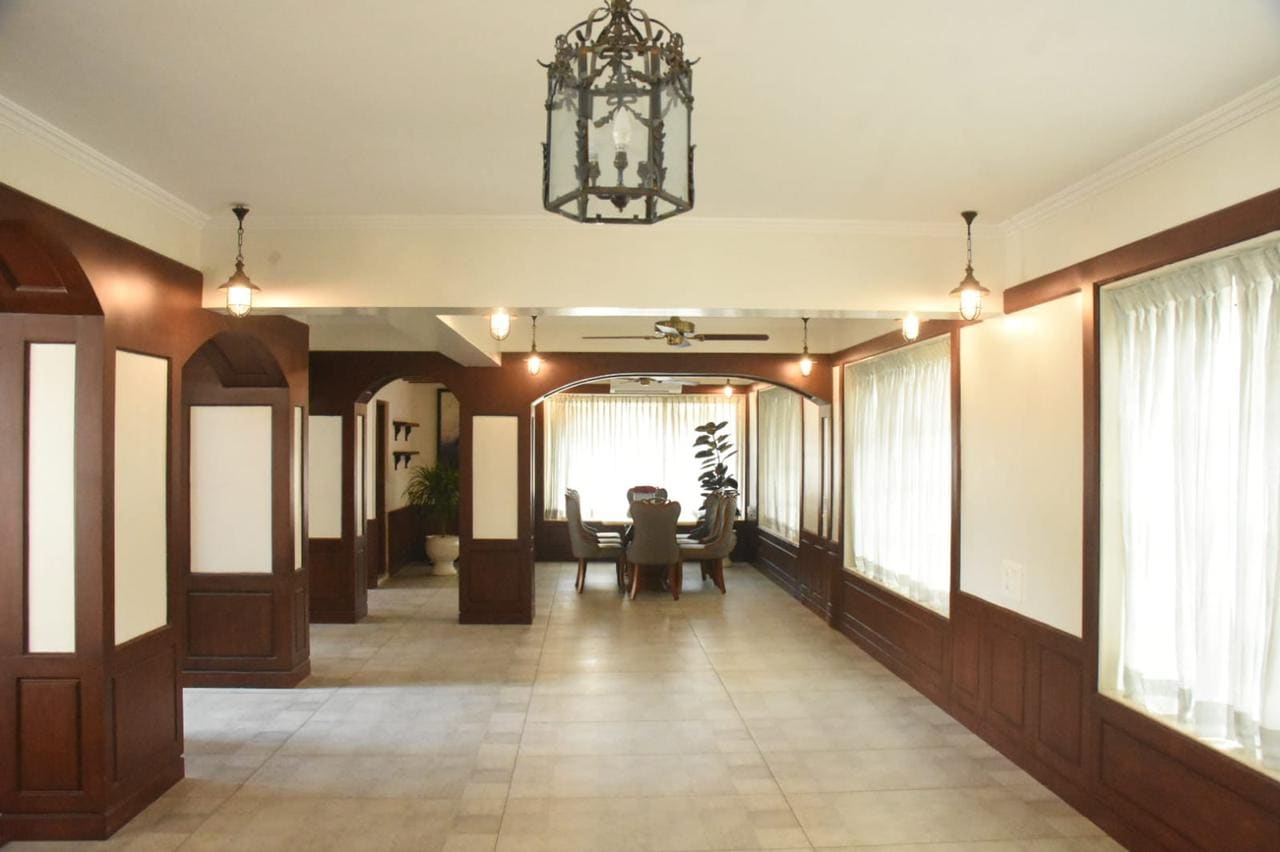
1001;560;1024;603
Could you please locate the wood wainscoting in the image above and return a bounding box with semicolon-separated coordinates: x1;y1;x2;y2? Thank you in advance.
758;551;1280;850
386;505;426;575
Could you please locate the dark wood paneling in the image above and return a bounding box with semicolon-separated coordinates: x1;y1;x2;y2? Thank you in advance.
1099;720;1280;850
186;592;273;658
308;538;360;623
460;540;533;625
754;529;799;595
1037;647;1083;766
986;622;1026;731
0;219;102;315
17;679;82;793
387;505;425;573
836;573;949;698
110;648;178;784
292;587;308;655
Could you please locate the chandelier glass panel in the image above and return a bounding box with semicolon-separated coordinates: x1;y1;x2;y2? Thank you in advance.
542;0;695;224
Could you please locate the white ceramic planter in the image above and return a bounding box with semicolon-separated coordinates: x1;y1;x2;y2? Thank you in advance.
425;534;459;576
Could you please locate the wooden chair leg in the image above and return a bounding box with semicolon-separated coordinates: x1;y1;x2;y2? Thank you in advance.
615;558;625;591
713;557;726;593
576;558;587;593
668;562;680;601
629;561;641;600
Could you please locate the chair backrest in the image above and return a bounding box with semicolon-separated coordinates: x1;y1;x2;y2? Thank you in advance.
703;493;738;558
626;499;681;565
626;485;668;505
701;492;725;537
564;489;594;558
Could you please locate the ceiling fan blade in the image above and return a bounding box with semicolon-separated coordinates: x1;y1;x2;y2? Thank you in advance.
581;335;663;340
690;333;771;342
654;323;681;337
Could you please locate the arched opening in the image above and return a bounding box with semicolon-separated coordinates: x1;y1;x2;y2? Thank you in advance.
178;331;310;687
531;371;828;599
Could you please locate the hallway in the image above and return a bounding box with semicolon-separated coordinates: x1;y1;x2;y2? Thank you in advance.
18;565;1118;851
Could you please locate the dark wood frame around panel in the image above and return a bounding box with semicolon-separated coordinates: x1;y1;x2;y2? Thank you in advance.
1;182;311;842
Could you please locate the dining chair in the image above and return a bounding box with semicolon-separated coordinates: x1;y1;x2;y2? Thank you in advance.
565;489;624;593
679;492;722;545
679;493;737;593
624;499;682;600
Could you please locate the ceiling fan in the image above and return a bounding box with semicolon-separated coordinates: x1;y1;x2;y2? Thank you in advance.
583;316;770;348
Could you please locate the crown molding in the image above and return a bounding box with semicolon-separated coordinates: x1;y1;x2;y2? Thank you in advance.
1002;74;1280;233
0;92;209;227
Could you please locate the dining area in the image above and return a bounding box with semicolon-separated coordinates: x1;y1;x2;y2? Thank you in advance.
566;487;738;601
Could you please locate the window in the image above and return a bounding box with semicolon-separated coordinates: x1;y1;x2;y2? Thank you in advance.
844;336;952;614
1100;238;1280;774
757;387;801;543
543;393;744;522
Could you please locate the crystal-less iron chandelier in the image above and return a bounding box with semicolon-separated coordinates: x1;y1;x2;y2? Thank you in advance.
218;204;260;317
541;0;696;224
798;318;813;377
527;314;544;375
951;211;990;321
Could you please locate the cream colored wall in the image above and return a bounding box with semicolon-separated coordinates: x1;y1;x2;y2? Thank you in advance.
292;407;303;570
190;406;274;574
308;416;343;538
114;352;170;644
0;95;204;265
472;416;518;540
959;294;1084;636
1008;102;1280;283
26;343;77;653
201;220;1004;316
365;380;442;519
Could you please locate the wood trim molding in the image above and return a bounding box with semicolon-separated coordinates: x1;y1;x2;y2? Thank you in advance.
830;319;968;366
1003;186;1280;314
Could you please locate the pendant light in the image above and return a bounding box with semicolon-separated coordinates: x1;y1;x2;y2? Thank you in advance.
902;313;921;341
950;210;990;321
722;378;734;398
489;308;512;341
527;314;543;375
798;317;814;377
218;205;260;318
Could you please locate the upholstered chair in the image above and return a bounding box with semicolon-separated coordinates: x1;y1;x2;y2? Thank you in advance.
624;499;682;600
679;492;722;544
679;493;737;593
565;489;624;593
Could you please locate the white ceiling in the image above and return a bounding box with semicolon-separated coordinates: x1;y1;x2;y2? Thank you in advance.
1;0;1278;223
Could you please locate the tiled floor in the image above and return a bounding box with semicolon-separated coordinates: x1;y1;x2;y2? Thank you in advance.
11;563;1122;851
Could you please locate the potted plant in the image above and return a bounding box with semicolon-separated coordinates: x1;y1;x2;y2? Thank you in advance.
404;464;461;575
693;420;738;526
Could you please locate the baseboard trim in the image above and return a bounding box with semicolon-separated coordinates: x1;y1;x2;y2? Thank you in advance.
181;658;311;689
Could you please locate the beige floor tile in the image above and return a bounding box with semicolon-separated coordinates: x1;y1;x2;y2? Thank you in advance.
497;795;808;851
763;746;997;794
510;752;777;798
787;787;1072;847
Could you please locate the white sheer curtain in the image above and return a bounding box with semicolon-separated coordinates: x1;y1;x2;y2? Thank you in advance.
1103;240;1280;770
844;336;952;614
543;394;744;522
757;387;801;543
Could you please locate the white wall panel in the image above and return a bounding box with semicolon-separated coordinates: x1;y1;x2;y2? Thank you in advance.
26;343;77;653
308;415;343;538
472;416;518;540
190;406;273;574
292;406;303;570
960;294;1084;636
114;351;170;644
